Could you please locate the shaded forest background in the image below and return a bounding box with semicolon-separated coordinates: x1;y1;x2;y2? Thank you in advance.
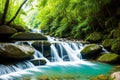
0;0;120;40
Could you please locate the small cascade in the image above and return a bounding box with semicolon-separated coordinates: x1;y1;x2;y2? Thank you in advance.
50;44;63;62
0;34;112;79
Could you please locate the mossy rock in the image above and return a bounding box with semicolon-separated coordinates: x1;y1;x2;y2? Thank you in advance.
113;26;120;38
0;25;17;40
111;38;120;54
32;41;51;59
0;43;34;60
10;25;28;32
86;32;103;43
102;39;114;50
97;53;120;64
81;44;102;59
10;32;47;40
108;22;120;39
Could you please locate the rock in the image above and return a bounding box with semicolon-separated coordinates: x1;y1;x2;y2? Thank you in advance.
0;25;17;40
0;43;34;60
86;32;103;42
30;58;47;66
111;72;120;80
10;32;47;40
113;25;120;38
111;38;120;54
32;41;51;60
81;44;102;59
102;39;114;50
97;53;120;64
10;25;27;32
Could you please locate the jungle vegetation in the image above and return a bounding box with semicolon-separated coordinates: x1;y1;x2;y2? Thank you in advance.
0;0;119;39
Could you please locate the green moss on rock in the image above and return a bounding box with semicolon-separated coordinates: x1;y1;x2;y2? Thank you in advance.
10;32;47;40
86;32;103;42
111;38;120;54
97;53;120;64
102;39;114;50
81;44;102;59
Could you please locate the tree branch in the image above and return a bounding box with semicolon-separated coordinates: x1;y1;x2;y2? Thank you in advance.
0;0;10;25
7;0;27;25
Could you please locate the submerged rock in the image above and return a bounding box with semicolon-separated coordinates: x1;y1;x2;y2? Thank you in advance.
97;53;120;64
111;72;120;80
111;38;120;54
0;43;34;60
86;32;103;42
30;58;47;66
10;32;47;40
81;44;102;59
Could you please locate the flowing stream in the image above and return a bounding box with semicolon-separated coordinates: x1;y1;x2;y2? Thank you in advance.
0;35;113;80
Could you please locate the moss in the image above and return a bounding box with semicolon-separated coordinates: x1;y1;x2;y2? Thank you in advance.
111;38;120;54
113;26;120;38
97;53;120;64
10;32;47;40
86;32;103;43
102;39;114;50
81;44;102;59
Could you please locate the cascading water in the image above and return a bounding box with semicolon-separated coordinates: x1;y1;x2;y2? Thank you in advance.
0;33;113;80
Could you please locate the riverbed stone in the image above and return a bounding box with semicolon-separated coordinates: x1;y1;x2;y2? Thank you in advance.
10;32;47;40
30;58;47;66
111;38;120;54
97;53;120;64
81;44;102;59
111;72;120;80
0;43;34;60
86;32;103;42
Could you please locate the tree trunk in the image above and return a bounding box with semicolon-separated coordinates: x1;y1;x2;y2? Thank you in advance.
0;0;10;25
7;0;27;25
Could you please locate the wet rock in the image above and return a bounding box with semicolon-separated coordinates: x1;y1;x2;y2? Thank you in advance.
111;38;120;54
0;25;17;40
86;32;103;42
32;41;51;59
30;58;47;66
81;44;102;59
102;39;114;50
97;53;120;64
0;43;34;60
111;72;120;80
10;32;47;40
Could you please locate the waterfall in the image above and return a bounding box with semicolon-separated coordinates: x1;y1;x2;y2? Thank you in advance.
0;35;84;76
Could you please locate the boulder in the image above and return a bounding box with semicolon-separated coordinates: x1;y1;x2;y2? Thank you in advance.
32;41;51;59
81;44;102;59
111;38;120;54
30;58;47;66
10;32;47;40
86;32;103;42
0;43;34;60
102;39;114;50
0;25;17;40
97;53;120;64
10;25;27;32
111;72;120;80
113;24;120;38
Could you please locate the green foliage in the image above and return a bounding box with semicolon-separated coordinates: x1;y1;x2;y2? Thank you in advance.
33;0;111;39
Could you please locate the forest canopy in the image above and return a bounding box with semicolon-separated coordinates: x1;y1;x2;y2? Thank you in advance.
0;0;119;39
